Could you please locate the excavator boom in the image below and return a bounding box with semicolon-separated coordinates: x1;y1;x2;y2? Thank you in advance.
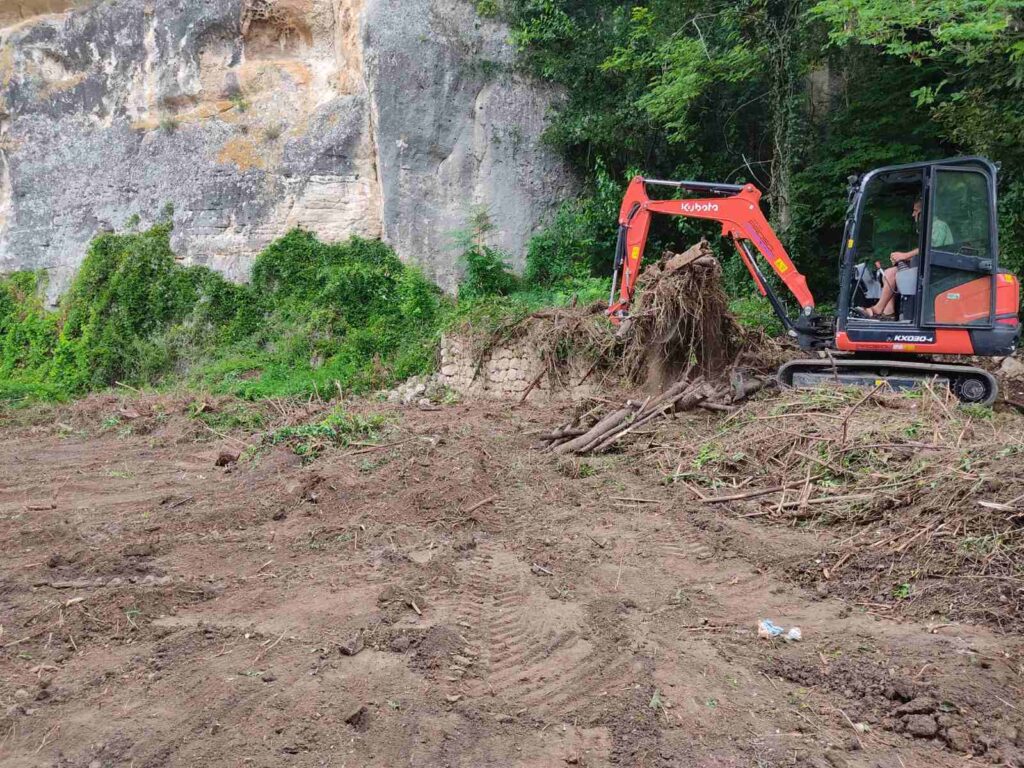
609;177;815;332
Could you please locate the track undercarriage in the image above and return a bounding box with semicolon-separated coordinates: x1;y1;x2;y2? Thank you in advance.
778;357;998;405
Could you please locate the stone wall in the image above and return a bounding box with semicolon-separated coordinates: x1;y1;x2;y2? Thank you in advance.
439;334;598;402
0;0;576;299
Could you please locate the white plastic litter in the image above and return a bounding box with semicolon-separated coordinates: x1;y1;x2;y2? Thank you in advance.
757;619;802;642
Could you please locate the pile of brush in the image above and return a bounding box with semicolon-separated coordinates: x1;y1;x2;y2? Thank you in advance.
661;383;1024;629
537;240;773;455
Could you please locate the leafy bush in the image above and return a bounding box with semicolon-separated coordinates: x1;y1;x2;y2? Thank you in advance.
0;271;58;377
446;276;608;341
459;246;520;299
452;207;521;299
190;231;443;399
267;407;391;460
0;225;444;403
47;225;255;393
525;162;623;286
728;295;784;337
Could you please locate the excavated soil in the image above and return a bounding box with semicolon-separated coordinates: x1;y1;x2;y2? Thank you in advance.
1;391;1023;767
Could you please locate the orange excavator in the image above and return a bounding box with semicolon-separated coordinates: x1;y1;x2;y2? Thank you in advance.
609;156;1020;404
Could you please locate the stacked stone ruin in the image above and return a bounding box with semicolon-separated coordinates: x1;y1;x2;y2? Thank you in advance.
438;335;598;402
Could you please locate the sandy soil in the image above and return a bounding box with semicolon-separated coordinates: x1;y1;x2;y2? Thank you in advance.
1;394;1022;767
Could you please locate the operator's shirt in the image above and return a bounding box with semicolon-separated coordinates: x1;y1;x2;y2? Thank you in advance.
932;218;953;248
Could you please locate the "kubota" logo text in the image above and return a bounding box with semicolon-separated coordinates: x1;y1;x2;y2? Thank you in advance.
681;202;720;214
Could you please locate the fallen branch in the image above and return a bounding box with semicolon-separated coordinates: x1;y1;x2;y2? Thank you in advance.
515;370;546;407
462;494;499;515
700;483;799;504
554;405;639;455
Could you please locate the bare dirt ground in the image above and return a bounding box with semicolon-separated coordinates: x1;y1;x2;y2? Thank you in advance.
1;391;1023;767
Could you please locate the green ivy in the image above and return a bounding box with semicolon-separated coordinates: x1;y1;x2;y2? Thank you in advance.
0;225;445;403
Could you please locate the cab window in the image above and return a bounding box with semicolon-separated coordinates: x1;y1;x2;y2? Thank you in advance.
924;169;995;326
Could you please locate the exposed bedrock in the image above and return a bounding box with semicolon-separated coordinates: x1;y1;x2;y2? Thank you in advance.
0;0;576;297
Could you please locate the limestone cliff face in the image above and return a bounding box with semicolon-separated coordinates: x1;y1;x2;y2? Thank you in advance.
0;0;576;296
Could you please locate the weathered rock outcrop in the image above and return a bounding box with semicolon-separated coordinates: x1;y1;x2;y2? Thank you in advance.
0;0;575;297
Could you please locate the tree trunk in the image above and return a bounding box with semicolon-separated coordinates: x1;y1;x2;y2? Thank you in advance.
762;1;805;239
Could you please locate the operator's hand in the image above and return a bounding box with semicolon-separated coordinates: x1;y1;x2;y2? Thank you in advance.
890;251;909;264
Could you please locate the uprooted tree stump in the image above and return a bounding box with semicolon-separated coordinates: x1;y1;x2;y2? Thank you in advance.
439;239;782;420
615;239;744;389
536;239;779;454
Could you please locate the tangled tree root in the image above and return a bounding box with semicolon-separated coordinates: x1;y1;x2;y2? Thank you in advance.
531;240;779;453
615;239;744;387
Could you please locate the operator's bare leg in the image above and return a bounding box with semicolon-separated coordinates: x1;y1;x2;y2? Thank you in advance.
868;267;898;317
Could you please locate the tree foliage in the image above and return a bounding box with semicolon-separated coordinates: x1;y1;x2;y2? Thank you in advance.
501;0;1024;297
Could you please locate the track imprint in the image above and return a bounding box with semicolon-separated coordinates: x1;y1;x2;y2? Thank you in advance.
427;544;635;718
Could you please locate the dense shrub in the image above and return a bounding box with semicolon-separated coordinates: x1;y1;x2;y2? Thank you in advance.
459;246;520;299
47;225;255;393
0;271;60;399
0;226;444;402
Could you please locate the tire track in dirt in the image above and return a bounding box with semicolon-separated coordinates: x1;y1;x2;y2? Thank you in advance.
429;544;636;720
646;520;716;562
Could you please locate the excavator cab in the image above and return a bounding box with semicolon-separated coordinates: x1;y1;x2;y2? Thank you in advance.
837;157;1019;357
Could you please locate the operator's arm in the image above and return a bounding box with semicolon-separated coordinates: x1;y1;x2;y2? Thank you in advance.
891;248;918;263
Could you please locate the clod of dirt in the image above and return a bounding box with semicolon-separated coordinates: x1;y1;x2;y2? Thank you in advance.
903;714;939;738
344;704;369;731
122;542;157;558
945;726;973;752
887;679;918;702
46;552;66;568
410;625;465;671
377;585;427;623
338;634;364;657
894;696;937;715
284;473;323;503
215;449;240;467
261;672;277;683
387;633;415;653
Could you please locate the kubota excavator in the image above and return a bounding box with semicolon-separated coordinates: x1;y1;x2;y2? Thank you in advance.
609;156;1021;404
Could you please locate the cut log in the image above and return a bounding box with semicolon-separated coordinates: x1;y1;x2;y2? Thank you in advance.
554;406;637;455
663;241;714;272
537;427;587;442
590;383;709;454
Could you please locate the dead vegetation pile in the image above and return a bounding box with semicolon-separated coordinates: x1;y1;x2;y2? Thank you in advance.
461;240;781;400
533;241;783;453
665;384;1024;629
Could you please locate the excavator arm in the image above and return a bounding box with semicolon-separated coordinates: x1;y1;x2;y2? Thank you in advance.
609;177;815;333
